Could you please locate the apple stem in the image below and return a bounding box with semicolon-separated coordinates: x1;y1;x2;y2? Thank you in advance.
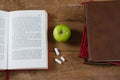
59;31;64;35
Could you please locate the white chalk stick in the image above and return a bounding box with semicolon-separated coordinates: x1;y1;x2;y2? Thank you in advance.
60;56;66;62
54;48;60;56
55;58;62;64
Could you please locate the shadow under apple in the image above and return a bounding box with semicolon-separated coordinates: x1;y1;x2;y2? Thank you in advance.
66;29;82;46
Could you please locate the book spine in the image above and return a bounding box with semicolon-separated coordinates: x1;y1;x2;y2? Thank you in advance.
6;70;9;80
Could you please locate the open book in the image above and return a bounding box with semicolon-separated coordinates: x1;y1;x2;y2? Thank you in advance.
0;10;48;70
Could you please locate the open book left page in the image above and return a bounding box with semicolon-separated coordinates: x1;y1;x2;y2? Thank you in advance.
0;11;8;70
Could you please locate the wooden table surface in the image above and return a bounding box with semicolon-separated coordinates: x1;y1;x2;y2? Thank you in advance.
0;0;120;80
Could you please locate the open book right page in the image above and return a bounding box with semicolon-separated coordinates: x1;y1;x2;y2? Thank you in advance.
8;10;48;69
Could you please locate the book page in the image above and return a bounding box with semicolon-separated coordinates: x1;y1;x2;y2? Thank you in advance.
8;10;48;69
0;11;8;69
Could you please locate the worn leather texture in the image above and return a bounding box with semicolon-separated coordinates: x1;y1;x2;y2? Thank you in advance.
85;1;120;62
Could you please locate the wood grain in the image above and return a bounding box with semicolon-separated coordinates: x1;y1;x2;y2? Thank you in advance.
0;0;120;80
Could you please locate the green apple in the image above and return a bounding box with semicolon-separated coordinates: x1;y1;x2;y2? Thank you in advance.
53;24;71;42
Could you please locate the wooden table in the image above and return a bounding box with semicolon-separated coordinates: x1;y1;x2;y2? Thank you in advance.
0;0;120;80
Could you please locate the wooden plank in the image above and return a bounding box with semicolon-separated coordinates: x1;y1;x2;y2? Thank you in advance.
27;0;85;21
0;5;19;11
26;6;85;22
0;0;85;21
0;72;6;80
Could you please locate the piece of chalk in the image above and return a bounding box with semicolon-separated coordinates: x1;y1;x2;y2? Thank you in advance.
55;58;62;64
54;48;60;56
60;56;66;62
